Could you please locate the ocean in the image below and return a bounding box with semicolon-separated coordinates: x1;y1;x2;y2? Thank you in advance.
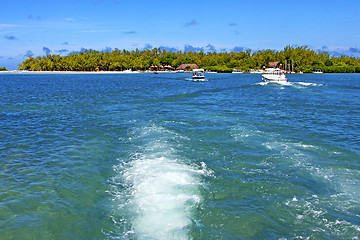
1;72;359;239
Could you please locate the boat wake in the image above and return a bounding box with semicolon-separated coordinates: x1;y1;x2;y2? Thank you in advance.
110;125;208;239
294;81;323;87
256;81;323;87
256;81;292;86
184;78;208;82
231;124;360;238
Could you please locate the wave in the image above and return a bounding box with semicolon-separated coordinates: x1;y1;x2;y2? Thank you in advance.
255;81;292;86
294;81;323;87
110;125;208;239
255;81;323;87
183;78;208;82
230;124;360;237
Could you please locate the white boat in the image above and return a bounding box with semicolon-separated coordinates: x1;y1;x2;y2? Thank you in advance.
312;69;323;74
232;69;243;73
250;69;264;74
192;69;205;80
122;69;139;73
262;68;287;83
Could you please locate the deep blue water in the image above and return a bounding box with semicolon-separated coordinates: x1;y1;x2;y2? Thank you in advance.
1;72;359;239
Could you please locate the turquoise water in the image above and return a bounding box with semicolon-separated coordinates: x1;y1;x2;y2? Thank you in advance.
1;72;359;239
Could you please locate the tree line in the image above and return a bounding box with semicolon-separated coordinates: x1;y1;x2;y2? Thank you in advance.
18;45;360;73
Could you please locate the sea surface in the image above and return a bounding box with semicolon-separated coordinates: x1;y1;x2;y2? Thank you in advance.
0;72;359;239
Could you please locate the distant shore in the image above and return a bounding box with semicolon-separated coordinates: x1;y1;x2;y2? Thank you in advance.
16;46;360;73
2;70;359;75
0;70;168;74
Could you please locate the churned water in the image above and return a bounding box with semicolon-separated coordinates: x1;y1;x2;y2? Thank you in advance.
0;72;359;239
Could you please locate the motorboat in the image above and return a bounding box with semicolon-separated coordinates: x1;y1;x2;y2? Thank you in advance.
232;69;243;73
312;69;323;74
192;69;205;80
262;68;287;83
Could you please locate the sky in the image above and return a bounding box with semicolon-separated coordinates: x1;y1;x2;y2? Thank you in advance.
1;0;360;69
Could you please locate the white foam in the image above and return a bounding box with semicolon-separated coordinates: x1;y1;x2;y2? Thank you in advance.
256;81;323;87
255;81;268;85
116;125;204;239
295;82;323;87
256;81;293;86
184;78;208;82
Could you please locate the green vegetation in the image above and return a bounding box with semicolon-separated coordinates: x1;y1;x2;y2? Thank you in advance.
0;67;7;71
18;45;360;73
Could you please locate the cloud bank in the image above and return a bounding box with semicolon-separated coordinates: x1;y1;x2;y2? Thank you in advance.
57;49;69;55
25;50;34;57
28;15;41;20
184;45;203;52
184;19;198;27
5;35;17;40
123;31;136;34
43;47;51;55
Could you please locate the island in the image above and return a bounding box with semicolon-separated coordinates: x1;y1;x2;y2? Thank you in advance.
18;45;360;73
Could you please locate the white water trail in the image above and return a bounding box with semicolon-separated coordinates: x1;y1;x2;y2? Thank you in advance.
117;125;204;240
294;81;323;87
256;81;323;87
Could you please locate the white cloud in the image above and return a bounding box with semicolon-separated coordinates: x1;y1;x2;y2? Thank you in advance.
81;29;110;33
0;24;23;28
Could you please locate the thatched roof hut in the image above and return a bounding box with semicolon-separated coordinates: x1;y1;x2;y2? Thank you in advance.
269;62;280;68
176;64;199;70
149;65;173;71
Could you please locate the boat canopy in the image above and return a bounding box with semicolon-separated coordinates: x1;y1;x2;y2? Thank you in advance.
264;68;281;72
193;69;204;73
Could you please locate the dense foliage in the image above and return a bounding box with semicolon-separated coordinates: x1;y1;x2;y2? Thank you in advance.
0;67;7;71
18;45;360;73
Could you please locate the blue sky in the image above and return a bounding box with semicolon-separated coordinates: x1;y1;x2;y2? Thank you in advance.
1;0;360;69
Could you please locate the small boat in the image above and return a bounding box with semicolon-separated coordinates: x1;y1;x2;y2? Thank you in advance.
312;69;323;74
250;69;264;74
262;68;287;83
232;69;243;73
192;69;205;80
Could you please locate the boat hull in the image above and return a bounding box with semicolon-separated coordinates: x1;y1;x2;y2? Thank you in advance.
262;74;287;83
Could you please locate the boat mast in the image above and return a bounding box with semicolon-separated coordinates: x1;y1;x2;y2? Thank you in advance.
289;60;291;72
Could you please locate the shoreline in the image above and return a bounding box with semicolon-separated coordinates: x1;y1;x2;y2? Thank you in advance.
0;70;161;74
1;70;359;75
